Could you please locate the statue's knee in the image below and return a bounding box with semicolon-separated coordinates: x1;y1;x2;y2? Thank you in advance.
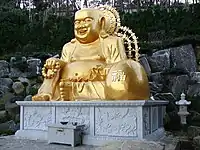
105;59;150;100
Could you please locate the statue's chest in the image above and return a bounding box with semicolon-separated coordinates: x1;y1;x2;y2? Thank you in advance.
71;43;104;61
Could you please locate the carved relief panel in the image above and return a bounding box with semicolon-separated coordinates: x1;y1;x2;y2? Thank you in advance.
95;107;138;137
56;107;90;134
24;106;52;131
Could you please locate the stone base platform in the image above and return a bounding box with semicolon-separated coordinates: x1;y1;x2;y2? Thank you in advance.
15;100;168;146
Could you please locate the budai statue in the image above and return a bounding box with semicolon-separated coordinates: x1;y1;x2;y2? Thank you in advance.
32;6;150;101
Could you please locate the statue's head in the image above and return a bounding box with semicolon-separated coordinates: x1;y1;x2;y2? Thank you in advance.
74;8;105;44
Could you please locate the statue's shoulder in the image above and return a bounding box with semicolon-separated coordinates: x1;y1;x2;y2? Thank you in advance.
62;39;77;51
102;35;122;44
105;35;121;40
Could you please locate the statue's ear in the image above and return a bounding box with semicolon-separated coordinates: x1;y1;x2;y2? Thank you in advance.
99;17;105;30
99;17;109;38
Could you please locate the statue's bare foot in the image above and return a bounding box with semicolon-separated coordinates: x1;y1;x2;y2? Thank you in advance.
32;94;51;101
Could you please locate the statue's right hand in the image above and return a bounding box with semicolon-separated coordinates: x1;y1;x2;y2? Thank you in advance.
42;58;66;79
45;58;59;69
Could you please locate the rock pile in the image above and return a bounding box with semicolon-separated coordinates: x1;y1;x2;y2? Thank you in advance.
140;44;199;130
0;54;51;135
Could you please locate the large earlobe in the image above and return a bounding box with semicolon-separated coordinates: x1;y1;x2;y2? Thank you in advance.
99;17;105;28
99;17;109;39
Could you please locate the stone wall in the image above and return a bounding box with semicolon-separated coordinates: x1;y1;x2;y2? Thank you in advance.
140;44;200;130
0;53;52;134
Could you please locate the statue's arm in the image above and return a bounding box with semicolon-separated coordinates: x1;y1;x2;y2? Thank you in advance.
60;43;70;62
103;37;127;74
60;41;75;62
32;43;72;101
106;37;127;64
41;43;72;79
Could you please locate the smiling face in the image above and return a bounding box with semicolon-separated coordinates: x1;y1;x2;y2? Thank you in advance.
74;9;102;44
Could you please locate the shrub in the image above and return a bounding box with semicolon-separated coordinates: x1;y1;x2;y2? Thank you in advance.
1;4;200;56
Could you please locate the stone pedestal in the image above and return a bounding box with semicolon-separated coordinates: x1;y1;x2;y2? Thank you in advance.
15;100;168;146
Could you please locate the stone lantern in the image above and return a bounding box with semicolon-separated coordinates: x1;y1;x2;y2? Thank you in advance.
175;93;191;125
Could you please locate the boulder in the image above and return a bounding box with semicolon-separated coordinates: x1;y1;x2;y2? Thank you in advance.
150;72;163;83
32;83;41;90
154;93;177;112
176;140;194;150
0;78;13;98
193;136;200;149
170;45;197;73
26;58;42;78
5;95;23;119
27;85;39;96
139;55;151;76
0;99;4;111
149;82;163;95
12;82;25;95
147;49;170;73
15;114;20;123
154;93;176;101
30;53;52;64
171;75;189;98
0;120;16;132
0;60;10;78
164;75;189;99
20;78;35;95
3;92;23;119
0;111;7;123
0;86;10;96
165;144;177;150
36;75;44;83
17;77;30;86
189;72;200;84
10;56;27;72
24;95;32;101
0;78;13;89
28;78;37;86
5;102;19;117
190;111;200;126
188;126;200;139
25;85;31;95
15;123;20;131
187;84;200;98
9;68;25;79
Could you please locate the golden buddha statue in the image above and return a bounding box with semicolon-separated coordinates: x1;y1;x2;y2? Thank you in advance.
32;6;150;101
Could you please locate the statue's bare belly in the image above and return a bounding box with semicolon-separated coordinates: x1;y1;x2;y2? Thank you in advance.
61;60;106;80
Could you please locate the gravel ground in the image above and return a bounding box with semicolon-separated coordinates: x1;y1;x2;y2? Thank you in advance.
0;133;178;150
0;135;98;150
